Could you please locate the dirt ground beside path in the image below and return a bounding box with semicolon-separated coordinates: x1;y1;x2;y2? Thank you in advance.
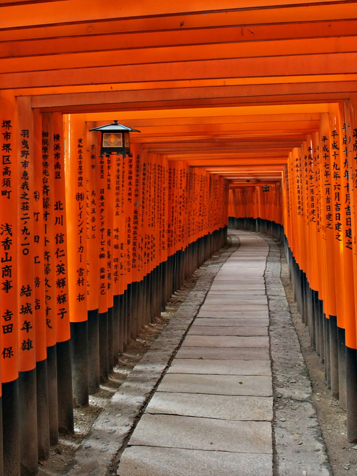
280;244;357;476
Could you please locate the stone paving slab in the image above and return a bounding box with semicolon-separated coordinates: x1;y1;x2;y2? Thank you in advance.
167;358;271;375
220;276;264;279
188;325;268;336
118;447;273;476
200;303;267;309
130;414;272;454
203;297;267;304
175;346;270;360
182;335;269;347
200;302;267;309
210;282;265;287
157;374;273;396
219;262;265;266
215;275;265;279
209;286;266;292
213;273;264;277
219;260;265;264
192;317;269;327
231;257;266;260
207;290;266;296
197;310;269;318
204;291;266;297
220;268;265;272
147;392;273;420
208;284;265;289
203;290;266;295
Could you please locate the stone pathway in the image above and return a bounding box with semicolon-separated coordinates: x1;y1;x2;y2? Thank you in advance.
67;230;331;476
118;232;273;475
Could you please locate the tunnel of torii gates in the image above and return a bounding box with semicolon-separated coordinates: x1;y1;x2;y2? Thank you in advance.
2;0;357;474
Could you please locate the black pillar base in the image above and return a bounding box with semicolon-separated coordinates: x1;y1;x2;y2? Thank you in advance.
57;340;74;434
346;347;357;442
88;310;100;394
113;297;120;365
19;369;38;475
118;294;124;354
47;345;58;445
338;327;347;410
3;380;19;476
323;315;331;388
70;321;89;406
36;359;50;461
107;306;114;373
99;311;109;382
329;315;339;398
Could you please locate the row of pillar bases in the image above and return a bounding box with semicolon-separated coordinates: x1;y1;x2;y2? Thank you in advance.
288;249;357;442
1;227;227;476
229;216;357;444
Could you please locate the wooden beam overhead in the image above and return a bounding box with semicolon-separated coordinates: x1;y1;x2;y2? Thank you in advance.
3;37;357;73
29;82;357;112
3;52;357;89
0;1;355;35
2;19;357;60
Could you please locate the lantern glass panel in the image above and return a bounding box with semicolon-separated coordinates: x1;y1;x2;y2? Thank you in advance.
102;132;123;149
124;132;130;148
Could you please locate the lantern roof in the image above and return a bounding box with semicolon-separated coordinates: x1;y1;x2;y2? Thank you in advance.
89;120;140;133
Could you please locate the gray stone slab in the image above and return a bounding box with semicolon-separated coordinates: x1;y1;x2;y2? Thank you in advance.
207;291;266;296
220;260;265;263
217;267;264;271
130;414;272;454
206;294;267;301
216;272;264;275
225;257;265;260
215;275;265;279
205;291;266;297
157;374;273;396
118;447;273;476
219;269;265;272
182;335;269;348
210;282;265;286
225;267;266;270
188;326;268;336
147;391;273;420
213;275;264;279
203;297;267;304
210;279;265;291
197;310;269;318
175;346;270;360
207;292;266;297
220;269;265;273
200;304;268;311
168;359;271;375
209;289;266;293
215;257;263;261
192;318;269;327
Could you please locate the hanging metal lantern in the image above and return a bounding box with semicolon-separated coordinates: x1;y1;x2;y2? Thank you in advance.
89;120;140;157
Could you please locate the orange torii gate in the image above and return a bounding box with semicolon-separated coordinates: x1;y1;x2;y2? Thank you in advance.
0;106;229;475
0;1;357;474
